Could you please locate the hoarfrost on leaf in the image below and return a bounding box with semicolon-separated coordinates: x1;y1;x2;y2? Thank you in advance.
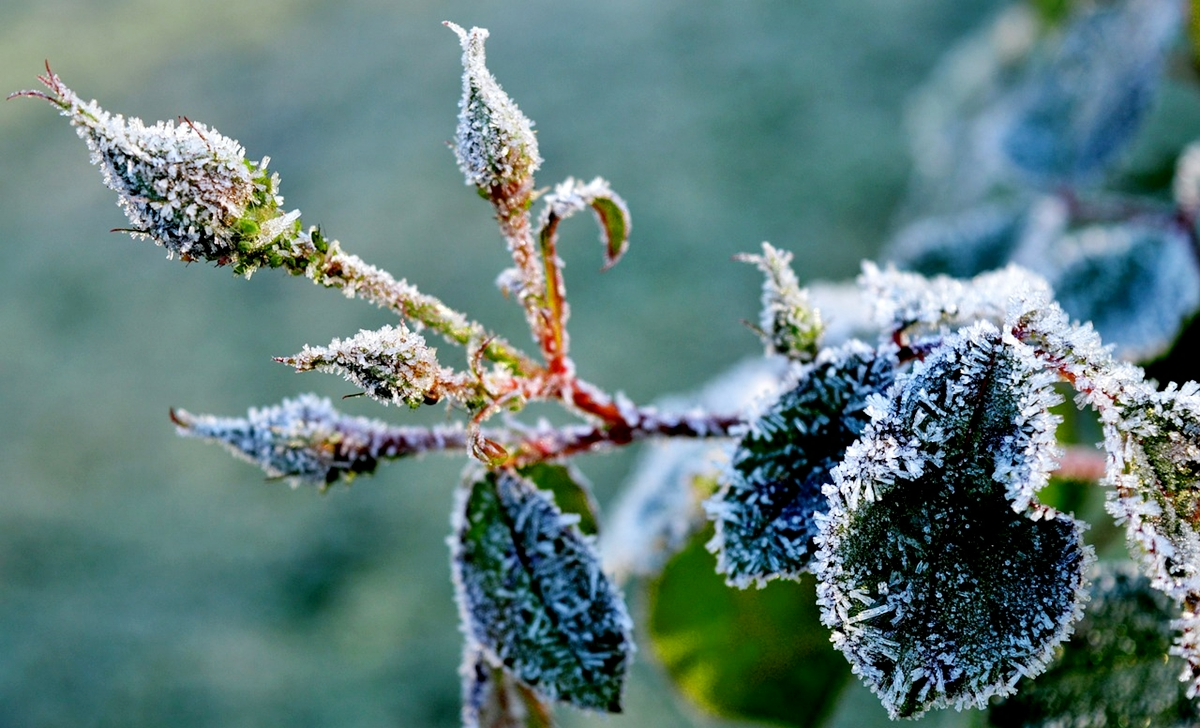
537;177;631;271
736;242;824;361
447;22;542;194
707;340;896;588
452;469;633;712
815;322;1091;719
276;324;475;409
460;647;554;728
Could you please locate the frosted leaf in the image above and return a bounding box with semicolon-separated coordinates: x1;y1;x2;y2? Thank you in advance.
887;202;1029;279
706;341;896;588
537;177;631;271
170;393;452;488
1104;382;1200;612
276;324;473;409
461;647;554;728
452;469;633;712
989;562;1199;728
1050;222;1200;362
863;262;1053;341
14;68;303;275
816;322;1091;719
735;243;824;361
446;23;542;194
601;357;789;581
806;279;880;346
999;0;1179;184
520;462;600;537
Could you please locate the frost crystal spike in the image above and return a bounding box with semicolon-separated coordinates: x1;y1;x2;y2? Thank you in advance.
816;322;1091;719
452;469;633;712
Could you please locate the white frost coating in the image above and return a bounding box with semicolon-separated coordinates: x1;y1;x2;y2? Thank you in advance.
862;261;1053;340
280;324;463;408
814;322;1090;719
447;23;542;190
736;242;824;361
600;357;789;581
33;74;296;268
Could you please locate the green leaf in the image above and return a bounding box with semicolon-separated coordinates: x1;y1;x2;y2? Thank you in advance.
647;525;851;727
452;469;633;712
536;177;631;271
989;562;1200;728
817;322;1092;719
518;462;599;536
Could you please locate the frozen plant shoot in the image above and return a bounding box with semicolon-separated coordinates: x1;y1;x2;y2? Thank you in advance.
15;1;1200;725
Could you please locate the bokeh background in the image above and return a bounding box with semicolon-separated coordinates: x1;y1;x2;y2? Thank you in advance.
0;1;1049;725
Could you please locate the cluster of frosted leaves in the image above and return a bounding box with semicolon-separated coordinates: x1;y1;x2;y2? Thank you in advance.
601;357;789;582
706;341;896;589
537;177;631;271
736;242;824;361
452;469;633;712
447;23;542;192
170;394;410;488
21;72;301;272
815;322;1092;719
460;648;553;728
989;562;1200;728
277;324;471;409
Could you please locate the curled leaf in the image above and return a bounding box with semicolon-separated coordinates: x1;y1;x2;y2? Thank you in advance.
706;340;896;588
452;469;633;712
536;177;631;271
816;322;1091;719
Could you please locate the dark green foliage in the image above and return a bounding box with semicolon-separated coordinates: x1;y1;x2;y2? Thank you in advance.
648;526;851;728
989;563;1200;728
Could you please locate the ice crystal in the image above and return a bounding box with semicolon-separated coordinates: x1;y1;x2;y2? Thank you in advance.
989;562;1200;728
447;23;542;194
460;647;554;728
15;69;300;274
451;469;633;712
170;393;442;487
277;324;472;409
816;323;1091;719
706;341;896;588
736;242;824;361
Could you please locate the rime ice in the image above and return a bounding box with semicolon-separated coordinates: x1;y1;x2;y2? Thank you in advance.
736;242;824;361
451;469;633;712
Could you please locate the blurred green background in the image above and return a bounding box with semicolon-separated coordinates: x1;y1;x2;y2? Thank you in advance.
0;1;1007;725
